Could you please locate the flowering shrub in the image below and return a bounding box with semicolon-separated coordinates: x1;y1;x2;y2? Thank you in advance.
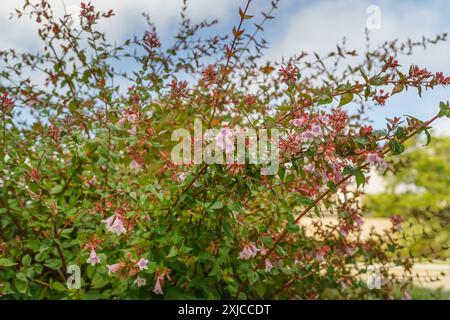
0;1;449;299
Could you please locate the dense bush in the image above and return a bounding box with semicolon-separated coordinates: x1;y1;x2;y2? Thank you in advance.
0;0;449;299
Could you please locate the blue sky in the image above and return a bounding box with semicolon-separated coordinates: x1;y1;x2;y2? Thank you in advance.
1;0;449;134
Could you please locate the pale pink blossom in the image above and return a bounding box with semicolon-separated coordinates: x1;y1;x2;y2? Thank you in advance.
301;131;314;142
117;117;128;125
86;249;101;266
134;276;146;287
153;277;164;295
315;245;331;262
136;258;149;271
177;172;187;182
344;244;356;256
103;214;126;235
216;127;235;154
315;253;325;262
310;124;323;137
289;118;302;127
118;113;138;125
127;114;137;123
264;259;273;272
107;263;123;275
366;152;388;170
352;214;364;228
129;125;137;136
390;215;404;231
259;246;268;256
238;242;259;260
402;290;411;300
130;160;142;170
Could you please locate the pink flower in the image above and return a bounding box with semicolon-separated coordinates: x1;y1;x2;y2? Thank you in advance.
435;72;450;85
103;214;126;235
366;152;388;170
352;214;364;228
310;124;323;137
143;31;160;49
289;118;303;127
344;244;356;256
118;117;127;125
279;64;298;83
177;172;187;182
238;242;259;260
127;114;137;123
134;276;146;287
390;215;404;231
136;258;149;271
117;112;138;126
301;131;314;142
129;125;137;136
86;249;101;266
216;127;235;154
259;246;268;256
107;263;123;275
315;245;331;262
264;259;273;272
153;277;164;295
402;290;412;300
130;159;142;170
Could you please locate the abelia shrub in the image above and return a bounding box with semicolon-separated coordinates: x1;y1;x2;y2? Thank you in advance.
0;0;449;299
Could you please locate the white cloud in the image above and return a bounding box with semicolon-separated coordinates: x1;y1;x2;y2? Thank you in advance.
432;117;450;137
267;0;450;72
0;0;244;50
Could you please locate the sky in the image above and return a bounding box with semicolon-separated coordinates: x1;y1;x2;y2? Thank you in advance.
1;0;449;135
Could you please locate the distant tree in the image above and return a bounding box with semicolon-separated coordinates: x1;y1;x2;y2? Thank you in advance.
364;137;450;258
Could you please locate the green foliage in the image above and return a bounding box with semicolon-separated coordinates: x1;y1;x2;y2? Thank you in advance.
364;137;450;258
0;0;448;300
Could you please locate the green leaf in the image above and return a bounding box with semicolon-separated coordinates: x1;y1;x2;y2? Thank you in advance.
317;94;332;106
287;221;300;233
355;171;366;188
438;101;450;118
0;258;17;267
210;201;223;210
22;255;32;267
50;185;63;194
391;83;404;95
371;77;386;86
343;166;356;176
343;167;365;188
390;139;405;155
254;282;266;298
339;92;354;107
423;130;432;146
295;195;313;206
167;246;179;258
16;272;28;281
327;181;337;192
52;281;67;292
14;278;28;294
91;275;108;289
